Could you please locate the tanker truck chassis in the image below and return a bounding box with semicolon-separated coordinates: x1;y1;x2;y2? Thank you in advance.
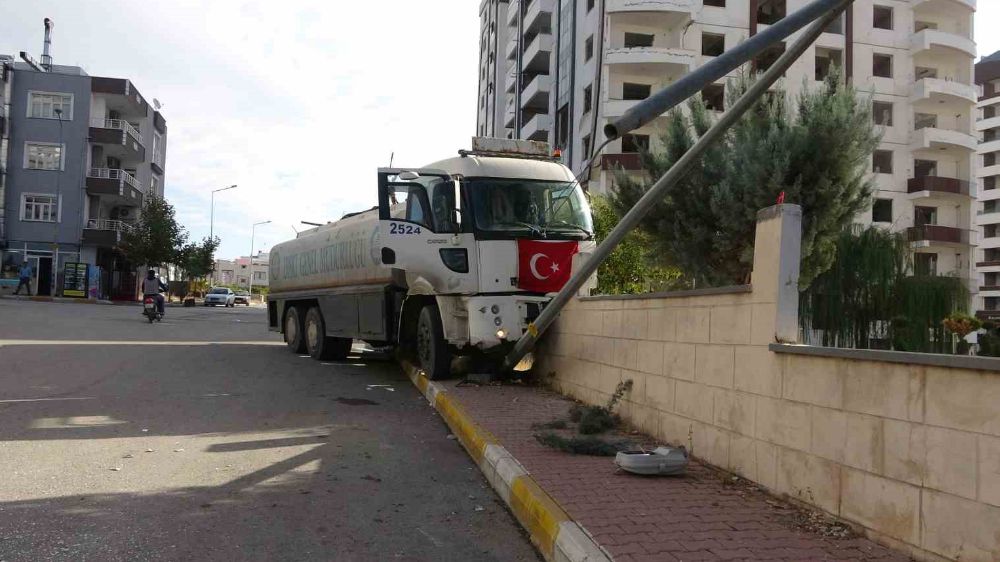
267;138;596;379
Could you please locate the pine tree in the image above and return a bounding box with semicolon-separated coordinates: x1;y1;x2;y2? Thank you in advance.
610;70;880;288
120;195;188;268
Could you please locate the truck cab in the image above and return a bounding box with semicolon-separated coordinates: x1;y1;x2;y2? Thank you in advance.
268;138;595;379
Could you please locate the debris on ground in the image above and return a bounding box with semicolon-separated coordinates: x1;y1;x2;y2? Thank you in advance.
534;433;628;456
614;446;689;476
474;505;485;512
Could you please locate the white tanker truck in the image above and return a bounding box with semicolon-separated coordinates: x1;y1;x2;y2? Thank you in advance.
267;138;596;379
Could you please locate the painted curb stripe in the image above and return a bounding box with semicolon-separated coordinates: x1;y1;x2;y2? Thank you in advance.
510;475;570;557
399;361;610;562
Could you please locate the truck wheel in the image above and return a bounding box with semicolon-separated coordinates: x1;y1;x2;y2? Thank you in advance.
284;306;307;354
305;307;352;360
417;305;451;380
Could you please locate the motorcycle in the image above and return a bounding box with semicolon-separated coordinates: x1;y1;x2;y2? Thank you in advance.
143;296;163;323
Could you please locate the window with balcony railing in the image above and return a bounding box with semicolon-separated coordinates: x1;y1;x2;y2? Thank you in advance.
623;33;654;49
984;200;998;214
914;113;937;130
986;176;998;191
915;66;938;80
914;159;937;177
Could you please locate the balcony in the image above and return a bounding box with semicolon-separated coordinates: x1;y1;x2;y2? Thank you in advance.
604;99;639;118
980;139;1000;155
522;0;553;34
907;225;970;246
82;219;134;247
91;77;148;118
90;119;146;162
977;310;1000;321
601;153;644;171
976;260;1000;268
521;113;551;141
910;78;977;105
607;0;694;16
906;176;972;199
522;33;552;72
911;28;976;59
86;168;144;206
910;127;978;153
605;47;694;69
507;0;519;27
979;116;1000;132
506;37;518;61
520;74;550;110
911;0;976;11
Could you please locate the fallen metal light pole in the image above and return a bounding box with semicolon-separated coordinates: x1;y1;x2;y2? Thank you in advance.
501;0;853;373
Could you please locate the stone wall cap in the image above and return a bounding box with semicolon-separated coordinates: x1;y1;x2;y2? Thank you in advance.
756;204;802;221
581;284;751;302
770;343;1000;373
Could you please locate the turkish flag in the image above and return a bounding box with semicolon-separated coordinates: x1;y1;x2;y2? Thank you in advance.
517;240;579;293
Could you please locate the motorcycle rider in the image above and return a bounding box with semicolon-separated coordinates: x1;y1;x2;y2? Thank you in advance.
142;269;168;316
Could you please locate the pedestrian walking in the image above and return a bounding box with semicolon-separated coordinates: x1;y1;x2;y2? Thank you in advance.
13;261;33;296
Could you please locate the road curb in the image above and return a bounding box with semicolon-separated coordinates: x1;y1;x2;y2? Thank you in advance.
401;362;611;562
0;294;114;305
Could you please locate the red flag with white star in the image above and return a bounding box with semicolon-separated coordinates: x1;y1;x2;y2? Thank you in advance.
516;240;579;293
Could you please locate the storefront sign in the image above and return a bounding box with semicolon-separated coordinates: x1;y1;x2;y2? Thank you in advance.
63;262;89;298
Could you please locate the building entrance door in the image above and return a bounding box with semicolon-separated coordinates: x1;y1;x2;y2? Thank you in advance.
37;257;53;296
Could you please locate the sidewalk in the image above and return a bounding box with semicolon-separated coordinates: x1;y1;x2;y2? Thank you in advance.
406;367;911;562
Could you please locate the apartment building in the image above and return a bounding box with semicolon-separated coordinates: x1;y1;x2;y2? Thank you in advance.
213;253;269;290
0;21;167;299
975;51;1000;320
478;0;978;284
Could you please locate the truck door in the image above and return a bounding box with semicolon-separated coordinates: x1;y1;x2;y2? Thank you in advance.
377;168;478;295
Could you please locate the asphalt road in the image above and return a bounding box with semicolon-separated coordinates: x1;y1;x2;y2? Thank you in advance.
0;299;539;562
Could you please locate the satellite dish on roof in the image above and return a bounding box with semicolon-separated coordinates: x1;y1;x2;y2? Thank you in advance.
153;98;162;110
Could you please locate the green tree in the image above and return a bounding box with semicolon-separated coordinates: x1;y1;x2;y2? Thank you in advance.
177;236;220;280
610;70;880;288
590;195;682;295
120;195;188;268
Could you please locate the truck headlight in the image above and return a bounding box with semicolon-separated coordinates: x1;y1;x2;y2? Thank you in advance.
496;329;508;339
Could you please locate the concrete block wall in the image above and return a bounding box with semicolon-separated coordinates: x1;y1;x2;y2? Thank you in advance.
536;204;1000;562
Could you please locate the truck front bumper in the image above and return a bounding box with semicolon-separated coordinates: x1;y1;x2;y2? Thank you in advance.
463;295;549;349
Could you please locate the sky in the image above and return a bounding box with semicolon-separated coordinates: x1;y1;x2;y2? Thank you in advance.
1;1;481;259
1;1;998;259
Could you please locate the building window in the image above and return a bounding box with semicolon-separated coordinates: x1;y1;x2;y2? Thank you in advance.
872;199;892;223
986;152;997;167
985;176;997;190
24;143;63;170
585;36;594;61
914;253;937;276
873;54;892;78
622;82;651;100
914;159;937;178
21;194;58;222
914;113;938;130
151;175;160;194
623;33;655;49
582;134;592;159
583;84;593;114
815;48;842;81
704;0;725;6
873;102;893;126
587;0;595;12
984;200;998;214
621;134;650;153
702;84;725;111
873;5;893;30
702;33;725;57
873;150;893;174
254;271;266;281
757;0;787;25
27;91;73;120
915;206;937;226
556;104;570;149
754;43;785;72
152;132;164;167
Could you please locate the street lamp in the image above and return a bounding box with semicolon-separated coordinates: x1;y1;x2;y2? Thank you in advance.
209;184;237;240
248;220;271;298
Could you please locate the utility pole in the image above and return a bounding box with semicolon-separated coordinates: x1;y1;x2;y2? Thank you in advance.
209;184;237;240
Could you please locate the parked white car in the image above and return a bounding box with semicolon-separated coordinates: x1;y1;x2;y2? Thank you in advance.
204;287;236;307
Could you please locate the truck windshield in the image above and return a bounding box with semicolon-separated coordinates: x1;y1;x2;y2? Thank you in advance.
468;178;593;238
